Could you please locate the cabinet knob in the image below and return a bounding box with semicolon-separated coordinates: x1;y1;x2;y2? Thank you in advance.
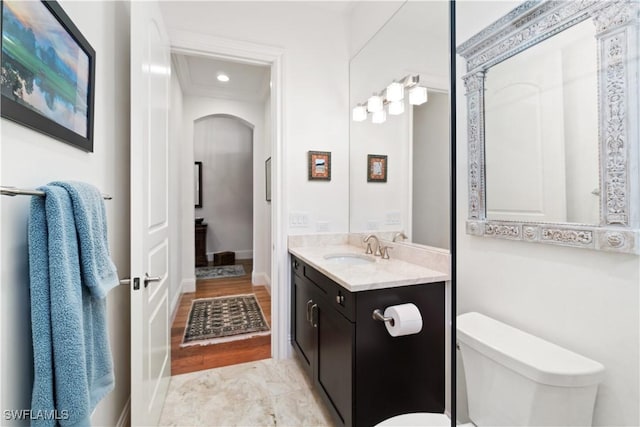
336;294;344;305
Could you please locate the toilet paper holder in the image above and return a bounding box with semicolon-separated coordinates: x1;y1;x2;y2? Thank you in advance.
372;309;395;327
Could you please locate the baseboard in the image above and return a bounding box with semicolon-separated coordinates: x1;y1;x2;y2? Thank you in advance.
170;287;182;324
182;277;196;293
252;272;271;293
235;250;253;260
206;250;253;261
116;396;130;427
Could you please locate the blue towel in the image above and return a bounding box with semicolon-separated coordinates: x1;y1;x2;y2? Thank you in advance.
51;181;118;298
28;182;118;427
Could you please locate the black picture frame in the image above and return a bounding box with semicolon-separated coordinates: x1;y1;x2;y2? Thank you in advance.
1;0;96;152
194;161;203;208
265;157;272;202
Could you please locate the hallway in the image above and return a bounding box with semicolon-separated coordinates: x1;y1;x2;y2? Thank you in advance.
171;259;272;375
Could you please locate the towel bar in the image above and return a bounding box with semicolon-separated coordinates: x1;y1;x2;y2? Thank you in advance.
1;186;112;200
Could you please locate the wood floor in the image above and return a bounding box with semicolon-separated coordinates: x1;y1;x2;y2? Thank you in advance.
171;259;272;376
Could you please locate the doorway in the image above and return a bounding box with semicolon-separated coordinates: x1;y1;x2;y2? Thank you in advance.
169;52;275;375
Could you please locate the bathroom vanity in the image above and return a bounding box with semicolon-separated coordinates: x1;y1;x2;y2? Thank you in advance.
289;239;449;427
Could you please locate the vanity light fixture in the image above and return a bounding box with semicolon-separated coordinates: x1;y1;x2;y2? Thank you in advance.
352;104;368;122
367;94;384;112
388;100;404;115
409;85;428;105
217;73;230;82
352;74;427;122
386;81;404;102
372;109;387;124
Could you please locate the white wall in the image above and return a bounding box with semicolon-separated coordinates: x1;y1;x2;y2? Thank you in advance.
182;96;270;284
347;1;405;58
456;2;640;426
561;24;599;224
263;93;273;287
160;1;350;235
348;0;449;237
413;93;450;249
0;2;131;426
169;70;186;312
194;116;253;258
350;113;411;233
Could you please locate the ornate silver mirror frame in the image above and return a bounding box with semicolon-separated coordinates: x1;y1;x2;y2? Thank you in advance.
457;0;640;254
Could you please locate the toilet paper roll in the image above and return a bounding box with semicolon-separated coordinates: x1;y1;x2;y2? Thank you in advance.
384;303;423;337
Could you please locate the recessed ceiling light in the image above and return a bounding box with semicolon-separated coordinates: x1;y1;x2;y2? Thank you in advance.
217;73;230;82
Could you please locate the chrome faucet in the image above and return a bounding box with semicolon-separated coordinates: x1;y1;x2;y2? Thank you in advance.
363;234;381;256
392;232;408;242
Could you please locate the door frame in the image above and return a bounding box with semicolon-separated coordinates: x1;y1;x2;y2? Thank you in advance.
169;30;289;359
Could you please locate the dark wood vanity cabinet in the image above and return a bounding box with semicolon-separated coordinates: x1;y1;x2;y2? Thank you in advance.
195;223;208;267
290;255;445;427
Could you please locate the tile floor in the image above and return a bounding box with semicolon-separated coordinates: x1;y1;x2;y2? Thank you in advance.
159;358;334;426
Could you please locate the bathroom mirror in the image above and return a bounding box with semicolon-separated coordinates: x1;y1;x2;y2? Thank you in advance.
349;1;450;249
458;0;640;254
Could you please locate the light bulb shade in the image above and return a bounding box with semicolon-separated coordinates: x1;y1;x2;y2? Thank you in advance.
367;95;383;112
352;105;368;122
386;82;404;102
372;109;387;124
388;100;405;115
409;86;428;105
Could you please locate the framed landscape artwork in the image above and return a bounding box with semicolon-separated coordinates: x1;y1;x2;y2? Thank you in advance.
1;0;96;152
308;151;331;181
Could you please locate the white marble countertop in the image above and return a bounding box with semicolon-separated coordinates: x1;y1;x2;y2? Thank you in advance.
289;244;449;292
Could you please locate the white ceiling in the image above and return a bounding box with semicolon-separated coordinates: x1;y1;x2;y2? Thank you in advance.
172;54;271;102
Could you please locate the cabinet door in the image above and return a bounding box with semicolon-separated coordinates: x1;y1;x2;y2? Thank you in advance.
292;275;316;373
316;304;354;427
354;283;445;427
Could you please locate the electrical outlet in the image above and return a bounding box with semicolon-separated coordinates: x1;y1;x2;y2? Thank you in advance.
367;220;380;230
316;221;329;232
385;211;401;225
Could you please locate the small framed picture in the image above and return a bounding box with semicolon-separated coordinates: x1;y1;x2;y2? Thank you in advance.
308;151;331;181
367;154;388;182
194;161;202;208
265;157;272;202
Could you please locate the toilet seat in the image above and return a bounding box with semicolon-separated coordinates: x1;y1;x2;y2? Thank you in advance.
376;412;475;427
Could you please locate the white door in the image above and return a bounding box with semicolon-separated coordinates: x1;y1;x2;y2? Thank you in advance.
484;45;567;223
130;1;171;425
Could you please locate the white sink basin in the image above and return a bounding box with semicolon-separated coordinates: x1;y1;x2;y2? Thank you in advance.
323;253;375;265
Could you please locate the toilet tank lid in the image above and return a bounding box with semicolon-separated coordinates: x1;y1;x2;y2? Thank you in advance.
457;312;605;387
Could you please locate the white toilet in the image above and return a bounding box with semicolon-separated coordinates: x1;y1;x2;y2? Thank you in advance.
378;312;605;427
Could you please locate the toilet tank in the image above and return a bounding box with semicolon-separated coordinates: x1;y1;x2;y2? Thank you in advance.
457;312;605;427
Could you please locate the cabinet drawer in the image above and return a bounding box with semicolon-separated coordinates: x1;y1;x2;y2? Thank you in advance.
292;256;303;277
305;262;355;322
292;256;356;322
324;280;355;322
303;264;331;293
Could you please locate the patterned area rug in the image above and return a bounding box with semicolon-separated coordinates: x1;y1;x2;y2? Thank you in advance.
195;264;245;280
181;294;270;347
